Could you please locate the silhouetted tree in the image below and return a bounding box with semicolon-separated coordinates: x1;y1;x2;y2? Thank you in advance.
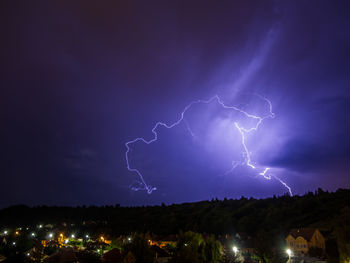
335;207;350;263
171;231;204;263
202;235;222;263
122;233;154;263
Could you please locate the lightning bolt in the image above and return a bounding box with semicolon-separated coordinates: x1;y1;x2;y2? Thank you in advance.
125;95;293;196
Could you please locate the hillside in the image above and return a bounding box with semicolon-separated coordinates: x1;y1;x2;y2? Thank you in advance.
1;188;349;237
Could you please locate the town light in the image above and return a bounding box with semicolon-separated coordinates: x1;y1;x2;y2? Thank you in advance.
3;231;7;235
27;253;30;257
233;246;238;254
15;231;19;235
31;232;35;237
12;242;16;246
127;237;131;242
38;225;42;229
49;233;53;238
286;248;292;257
71;234;75;238
60;233;63;237
85;235;89;239
65;239;69;244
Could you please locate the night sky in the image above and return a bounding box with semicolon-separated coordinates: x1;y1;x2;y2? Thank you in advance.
1;1;350;207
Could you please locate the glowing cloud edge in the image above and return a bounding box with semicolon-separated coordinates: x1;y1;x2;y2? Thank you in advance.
125;95;293;196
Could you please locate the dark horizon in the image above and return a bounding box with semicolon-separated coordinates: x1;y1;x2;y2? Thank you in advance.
0;187;346;210
1;1;350;208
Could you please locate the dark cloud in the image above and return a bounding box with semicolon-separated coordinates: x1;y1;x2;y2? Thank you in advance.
271;138;350;173
270;96;350;173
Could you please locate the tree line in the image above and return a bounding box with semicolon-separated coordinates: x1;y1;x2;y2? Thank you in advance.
1;188;350;262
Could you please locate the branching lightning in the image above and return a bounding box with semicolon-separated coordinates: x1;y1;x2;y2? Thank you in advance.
125;95;293;196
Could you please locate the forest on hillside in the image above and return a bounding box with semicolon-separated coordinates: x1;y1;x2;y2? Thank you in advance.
1;188;350;262
1;189;349;236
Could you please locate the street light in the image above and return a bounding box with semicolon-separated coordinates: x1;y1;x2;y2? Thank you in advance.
232;246;238;254
286;248;292;259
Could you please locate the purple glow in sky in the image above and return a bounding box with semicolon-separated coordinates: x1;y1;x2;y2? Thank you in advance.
1;0;350;207
125;94;293;196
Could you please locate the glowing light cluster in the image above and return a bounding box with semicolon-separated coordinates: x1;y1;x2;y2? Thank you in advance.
125;95;292;196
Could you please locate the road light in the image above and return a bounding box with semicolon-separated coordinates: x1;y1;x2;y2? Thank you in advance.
49;233;53;239
85;235;89;239
286;248;292;258
71;234;75;239
3;231;8;235
31;232;35;237
233;246;238;254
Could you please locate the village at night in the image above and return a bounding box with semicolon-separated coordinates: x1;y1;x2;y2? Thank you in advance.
1;1;350;262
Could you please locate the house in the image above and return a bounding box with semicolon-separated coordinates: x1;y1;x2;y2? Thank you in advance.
240;239;255;255
285;228;325;255
102;248;122;263
43;249;79;263
235;232;255;255
151;245;171;263
150;235;177;248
